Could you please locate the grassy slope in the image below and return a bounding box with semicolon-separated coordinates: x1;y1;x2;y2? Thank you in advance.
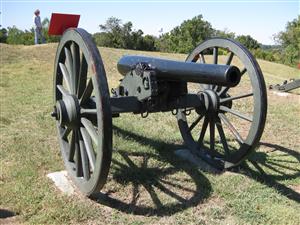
0;43;299;225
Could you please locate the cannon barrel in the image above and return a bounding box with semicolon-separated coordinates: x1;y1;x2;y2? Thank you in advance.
117;55;241;87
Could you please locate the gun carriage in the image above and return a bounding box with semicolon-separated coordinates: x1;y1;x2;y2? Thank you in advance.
51;28;267;196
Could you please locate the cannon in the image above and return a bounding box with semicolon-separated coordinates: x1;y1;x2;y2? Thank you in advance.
269;79;300;92
51;28;267;196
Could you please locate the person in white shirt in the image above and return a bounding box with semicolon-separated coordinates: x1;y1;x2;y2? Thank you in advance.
33;9;45;45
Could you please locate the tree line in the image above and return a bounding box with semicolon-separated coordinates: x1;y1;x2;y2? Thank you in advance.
0;15;298;67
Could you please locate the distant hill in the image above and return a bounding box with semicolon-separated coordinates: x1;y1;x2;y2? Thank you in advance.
260;44;281;50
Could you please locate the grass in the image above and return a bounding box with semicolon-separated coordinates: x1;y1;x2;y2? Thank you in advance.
0;42;300;225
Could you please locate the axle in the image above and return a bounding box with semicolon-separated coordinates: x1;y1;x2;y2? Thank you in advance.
117;55;241;87
110;94;204;114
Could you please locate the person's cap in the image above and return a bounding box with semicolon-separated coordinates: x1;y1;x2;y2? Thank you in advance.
34;9;40;15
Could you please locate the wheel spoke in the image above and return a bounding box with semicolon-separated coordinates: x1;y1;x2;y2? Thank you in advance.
209;117;215;151
59;63;72;92
77;54;88;98
240;67;247;76
80;108;97;114
213;85;220;92
211;47;218;89
79;77;94;106
81;117;99;146
216;118;230;155
199;53;206;64
74;130;83;177
69;130;76;161
64;47;74;93
192;53;200;62
79;131;90;180
218;113;244;144
225;52;234;65
218;86;230;96
199;52;208;91
220;105;253;122
220;92;253;103
213;47;218;64
198;116;209;145
188;115;203;132
62;127;72;140
80;127;96;171
57;85;70;97
71;42;80;96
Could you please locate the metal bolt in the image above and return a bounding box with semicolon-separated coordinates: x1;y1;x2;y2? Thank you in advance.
51;109;58;119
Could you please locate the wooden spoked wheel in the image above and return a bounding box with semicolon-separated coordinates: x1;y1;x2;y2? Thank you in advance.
52;28;112;196
177;38;267;169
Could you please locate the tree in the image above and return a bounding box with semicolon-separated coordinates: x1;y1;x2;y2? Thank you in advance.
130;29;144;50
236;35;260;50
275;16;300;66
95;17;156;51
99;17;122;33
156;15;214;53
99;17;123;48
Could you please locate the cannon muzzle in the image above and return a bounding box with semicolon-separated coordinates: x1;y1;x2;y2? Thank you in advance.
117;55;241;87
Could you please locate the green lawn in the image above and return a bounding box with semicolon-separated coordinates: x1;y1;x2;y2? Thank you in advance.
0;43;299;225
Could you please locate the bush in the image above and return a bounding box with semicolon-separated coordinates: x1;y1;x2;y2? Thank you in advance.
6;27;39;45
0;28;8;43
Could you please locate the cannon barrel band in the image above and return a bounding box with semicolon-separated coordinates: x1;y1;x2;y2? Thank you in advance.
117;55;241;87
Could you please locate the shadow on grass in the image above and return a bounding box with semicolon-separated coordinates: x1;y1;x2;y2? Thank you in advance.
239;142;300;203
91;126;212;216
0;209;16;218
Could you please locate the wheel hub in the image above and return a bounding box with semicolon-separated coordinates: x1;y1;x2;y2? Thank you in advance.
52;95;80;128
196;89;220;115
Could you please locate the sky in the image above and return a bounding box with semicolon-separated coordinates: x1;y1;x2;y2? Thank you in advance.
0;0;299;45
